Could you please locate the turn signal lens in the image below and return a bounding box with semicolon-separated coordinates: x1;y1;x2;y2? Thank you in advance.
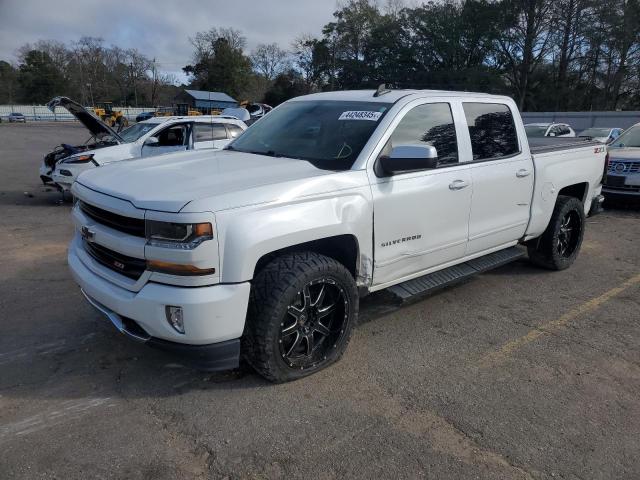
194;223;213;237
147;259;216;276
64;154;95;164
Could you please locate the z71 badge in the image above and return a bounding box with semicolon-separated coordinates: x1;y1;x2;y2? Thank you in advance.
381;234;422;247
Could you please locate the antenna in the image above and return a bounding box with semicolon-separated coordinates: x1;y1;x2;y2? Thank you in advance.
373;84;391;97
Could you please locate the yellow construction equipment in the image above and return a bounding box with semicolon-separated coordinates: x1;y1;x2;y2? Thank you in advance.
93;102;129;131
174;103;202;116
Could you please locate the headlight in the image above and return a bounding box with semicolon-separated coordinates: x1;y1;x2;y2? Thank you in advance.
145;220;213;249
62;154;96;165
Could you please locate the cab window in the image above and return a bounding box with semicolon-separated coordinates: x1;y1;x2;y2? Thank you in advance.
384;103;459;166
463;103;519;160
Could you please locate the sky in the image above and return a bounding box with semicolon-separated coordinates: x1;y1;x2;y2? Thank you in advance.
0;0;337;82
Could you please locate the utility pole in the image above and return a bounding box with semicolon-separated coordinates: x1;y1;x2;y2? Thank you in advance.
130;62;138;107
86;83;94;107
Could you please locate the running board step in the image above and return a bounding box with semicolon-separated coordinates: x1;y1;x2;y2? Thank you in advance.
387;246;526;301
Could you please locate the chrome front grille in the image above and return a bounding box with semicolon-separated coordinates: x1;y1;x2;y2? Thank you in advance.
83;240;146;280
609;161;640;174
79;201;145;237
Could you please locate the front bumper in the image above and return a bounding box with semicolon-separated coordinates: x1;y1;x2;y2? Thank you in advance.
603;173;640;199
81;291;241;370
69;239;251;369
51;170;74;191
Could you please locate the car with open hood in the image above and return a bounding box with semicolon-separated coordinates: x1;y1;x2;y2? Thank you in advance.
40;97;247;192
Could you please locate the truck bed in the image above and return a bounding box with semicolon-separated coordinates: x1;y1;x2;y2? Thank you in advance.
528;136;601;154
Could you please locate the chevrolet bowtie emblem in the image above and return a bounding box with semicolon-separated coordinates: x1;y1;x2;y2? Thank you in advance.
81;225;95;242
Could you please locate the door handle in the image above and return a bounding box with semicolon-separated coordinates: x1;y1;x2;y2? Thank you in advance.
516;169;531;178
449;179;469;190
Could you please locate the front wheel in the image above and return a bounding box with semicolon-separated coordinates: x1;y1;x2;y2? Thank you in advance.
243;252;358;382
527;195;585;270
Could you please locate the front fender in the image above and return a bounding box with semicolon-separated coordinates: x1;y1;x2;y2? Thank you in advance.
215;188;373;283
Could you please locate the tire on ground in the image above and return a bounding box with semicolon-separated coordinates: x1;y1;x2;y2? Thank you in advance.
243;251;359;383
527;194;585;270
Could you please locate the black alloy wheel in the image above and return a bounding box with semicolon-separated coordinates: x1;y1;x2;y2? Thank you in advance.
279;278;349;369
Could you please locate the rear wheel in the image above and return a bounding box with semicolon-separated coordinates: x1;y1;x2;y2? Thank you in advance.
243;252;358;382
527;195;585;270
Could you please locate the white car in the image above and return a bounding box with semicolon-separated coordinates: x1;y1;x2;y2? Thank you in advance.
41;97;246;192
525;122;576;138
578;127;624;144
68;88;606;382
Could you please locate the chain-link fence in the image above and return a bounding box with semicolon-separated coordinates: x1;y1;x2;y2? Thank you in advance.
0;105;152;122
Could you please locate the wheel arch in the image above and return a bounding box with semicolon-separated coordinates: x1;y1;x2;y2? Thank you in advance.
253;234;361;281
557;182;589;205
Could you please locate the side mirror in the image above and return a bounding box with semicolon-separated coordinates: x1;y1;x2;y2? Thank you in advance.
144;136;160;146
377;145;439;176
548;132;556;137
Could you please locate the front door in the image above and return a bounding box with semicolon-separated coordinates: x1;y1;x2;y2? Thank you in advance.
369;101;473;287
141;123;191;157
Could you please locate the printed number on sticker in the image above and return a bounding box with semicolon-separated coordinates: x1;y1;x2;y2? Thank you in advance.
339;111;382;121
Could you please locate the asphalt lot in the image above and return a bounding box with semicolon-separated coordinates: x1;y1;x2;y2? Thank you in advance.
1;122;639;479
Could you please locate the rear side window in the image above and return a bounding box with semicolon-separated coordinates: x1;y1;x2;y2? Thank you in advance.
194;123;227;141
463;103;519;160
387;102;458;165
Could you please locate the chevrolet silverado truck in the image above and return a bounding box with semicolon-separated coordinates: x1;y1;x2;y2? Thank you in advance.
68;88;606;382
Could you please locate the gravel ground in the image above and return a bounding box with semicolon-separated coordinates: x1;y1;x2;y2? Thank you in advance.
1;122;639;479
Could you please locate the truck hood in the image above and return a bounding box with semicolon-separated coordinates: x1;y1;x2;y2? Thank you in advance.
47;96;123;142
76;150;339;212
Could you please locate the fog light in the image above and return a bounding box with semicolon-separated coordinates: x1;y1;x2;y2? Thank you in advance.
165;306;185;334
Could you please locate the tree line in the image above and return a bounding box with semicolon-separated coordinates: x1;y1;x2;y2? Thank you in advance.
1;0;638;111
0;37;179;107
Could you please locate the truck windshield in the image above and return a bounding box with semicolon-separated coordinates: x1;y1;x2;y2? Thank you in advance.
226;100;392;170
609;126;640;148
524;125;549;137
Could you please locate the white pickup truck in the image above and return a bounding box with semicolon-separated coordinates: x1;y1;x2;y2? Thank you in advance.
68;88;607;382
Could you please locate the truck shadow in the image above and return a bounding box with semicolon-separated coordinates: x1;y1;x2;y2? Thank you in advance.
0;256;544;405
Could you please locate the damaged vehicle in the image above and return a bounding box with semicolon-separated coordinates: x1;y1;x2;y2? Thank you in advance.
41;97;247;194
68;88;606;382
40;97;122;185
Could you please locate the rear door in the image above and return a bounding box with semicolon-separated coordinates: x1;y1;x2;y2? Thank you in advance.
461;101;534;255
370;99;473;287
193;122;231;150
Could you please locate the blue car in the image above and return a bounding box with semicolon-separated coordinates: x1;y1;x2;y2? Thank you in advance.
135;111;155;122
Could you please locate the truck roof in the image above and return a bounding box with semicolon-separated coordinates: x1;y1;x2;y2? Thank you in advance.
292;89;514;104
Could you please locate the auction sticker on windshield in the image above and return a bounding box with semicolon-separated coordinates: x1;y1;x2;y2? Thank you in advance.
339;111;383;121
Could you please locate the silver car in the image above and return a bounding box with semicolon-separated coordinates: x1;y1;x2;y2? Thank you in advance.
8;112;26;123
603;124;640;202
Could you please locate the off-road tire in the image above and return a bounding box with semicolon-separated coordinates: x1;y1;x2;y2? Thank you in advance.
527;195;585;270
243;252;358;383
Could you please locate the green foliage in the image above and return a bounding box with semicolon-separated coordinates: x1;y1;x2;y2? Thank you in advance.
263;70;309;106
17;51;65;103
0;61;18;103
